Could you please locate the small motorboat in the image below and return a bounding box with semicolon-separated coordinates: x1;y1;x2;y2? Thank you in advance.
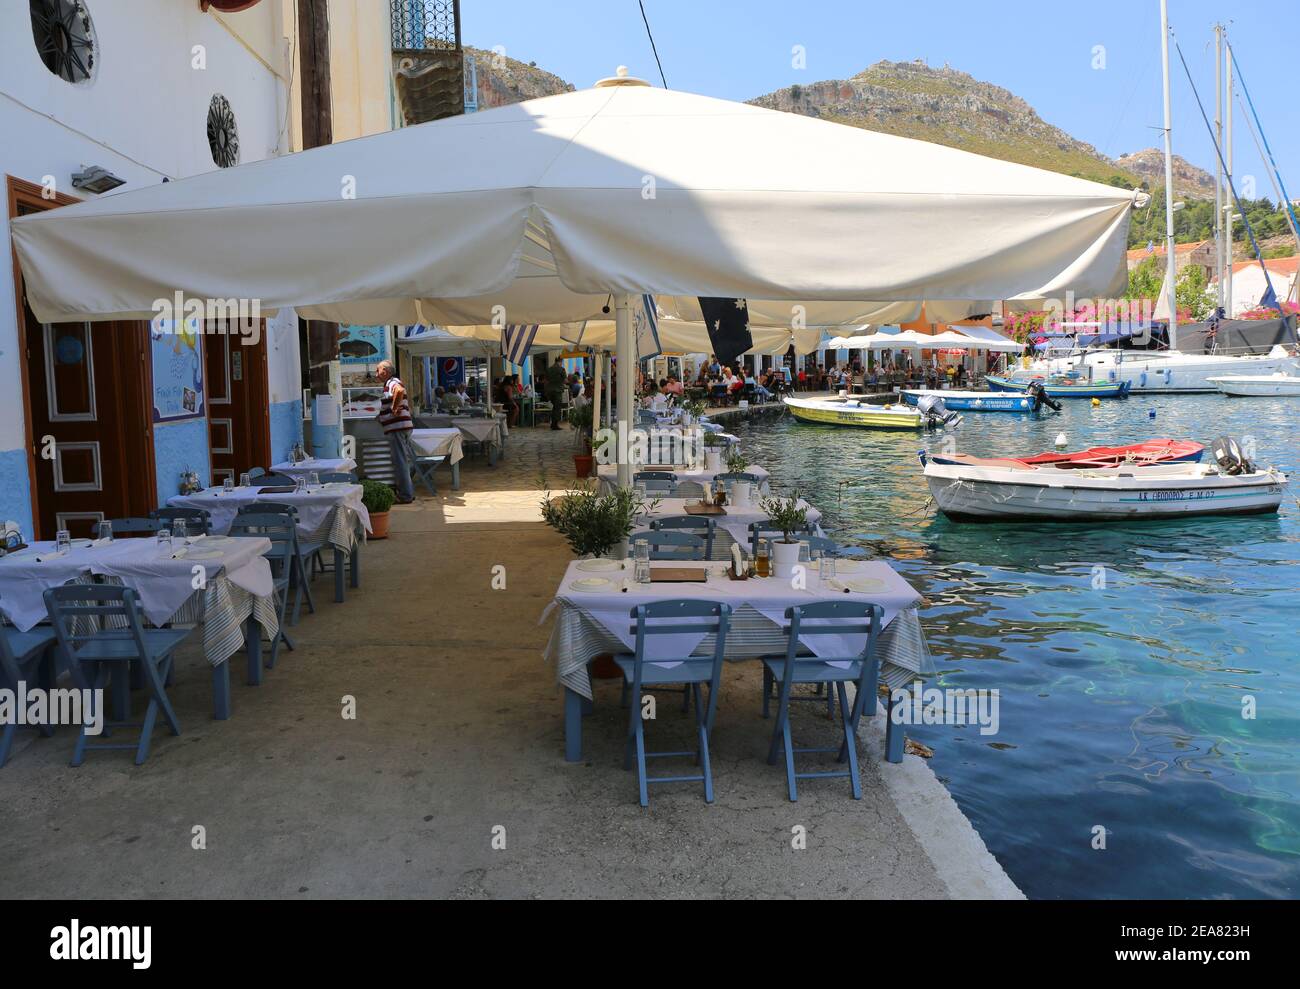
924;437;1285;522
985;374;1131;399
784;394;957;430
931;439;1204;470
902;384;1060;413
1207;373;1300;397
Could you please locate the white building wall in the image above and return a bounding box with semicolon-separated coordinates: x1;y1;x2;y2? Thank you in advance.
0;0;300;531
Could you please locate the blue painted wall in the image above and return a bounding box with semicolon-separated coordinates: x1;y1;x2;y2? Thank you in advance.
269;399;304;465
152;419;209;508
0;447;35;542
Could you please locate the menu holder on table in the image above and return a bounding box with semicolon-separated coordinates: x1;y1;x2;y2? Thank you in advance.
684;502;726;516
649;568;708;583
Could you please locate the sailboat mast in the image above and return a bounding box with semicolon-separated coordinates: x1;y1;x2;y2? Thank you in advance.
1160;0;1179;350
1224;40;1235;316
1214;24;1224;311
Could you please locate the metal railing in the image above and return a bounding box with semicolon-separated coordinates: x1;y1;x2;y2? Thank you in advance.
390;0;460;53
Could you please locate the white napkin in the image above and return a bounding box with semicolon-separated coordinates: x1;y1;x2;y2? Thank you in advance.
90;537;112;548
34;549;69;563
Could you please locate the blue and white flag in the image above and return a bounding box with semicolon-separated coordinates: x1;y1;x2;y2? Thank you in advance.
634;294;662;361
501;324;539;365
1260;281;1282;312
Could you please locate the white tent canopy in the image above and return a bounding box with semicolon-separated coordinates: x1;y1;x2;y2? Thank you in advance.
13;76;1140;328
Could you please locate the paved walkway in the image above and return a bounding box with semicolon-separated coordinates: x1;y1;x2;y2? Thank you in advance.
0;422;1017;899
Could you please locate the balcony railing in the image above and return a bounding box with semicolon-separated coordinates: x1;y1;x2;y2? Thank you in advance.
390;0;460;54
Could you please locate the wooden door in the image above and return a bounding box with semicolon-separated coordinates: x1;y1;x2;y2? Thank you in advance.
10;178;155;540
205;320;271;483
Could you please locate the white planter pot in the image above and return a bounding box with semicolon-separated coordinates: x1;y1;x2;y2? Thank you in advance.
705;450;723;472
605;539;630;561
731;481;752;507
771;540;802;579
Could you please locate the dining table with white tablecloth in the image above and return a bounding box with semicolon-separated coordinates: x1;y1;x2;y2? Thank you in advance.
271;456;357;479
632;496;821;560
418;414;505;464
596;463;771;497
168;482;371;554
0;535;279;718
541;558;932;763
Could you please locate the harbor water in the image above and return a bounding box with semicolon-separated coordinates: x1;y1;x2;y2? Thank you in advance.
732;393;1300;899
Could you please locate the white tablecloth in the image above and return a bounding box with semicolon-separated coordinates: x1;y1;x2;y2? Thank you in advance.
543;559;931;700
272;457;357;478
168;483;371;544
597;464;771;495
421;414;505;448
636;497;821;559
409;428;465;464
0;536;278;668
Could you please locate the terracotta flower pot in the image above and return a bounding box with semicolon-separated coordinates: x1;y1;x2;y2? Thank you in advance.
574;453;594;478
369;511;391;539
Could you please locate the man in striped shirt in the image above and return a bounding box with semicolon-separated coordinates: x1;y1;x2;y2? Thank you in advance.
377;360;416;504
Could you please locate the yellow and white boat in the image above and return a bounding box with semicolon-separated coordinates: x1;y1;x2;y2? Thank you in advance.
783;394;934;430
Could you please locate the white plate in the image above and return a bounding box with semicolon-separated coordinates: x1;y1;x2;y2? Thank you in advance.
828;577;889;593
826;559;868;574
576;559;622;573
570;578;615;592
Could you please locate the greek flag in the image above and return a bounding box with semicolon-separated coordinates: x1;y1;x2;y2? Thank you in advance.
501;324;539;365
634;294;661;361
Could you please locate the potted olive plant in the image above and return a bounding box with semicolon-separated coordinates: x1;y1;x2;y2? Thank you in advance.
703;430;726;473
541;483;655;561
760;490;808;579
362;478;397;539
726;448;754;506
568;402;595;478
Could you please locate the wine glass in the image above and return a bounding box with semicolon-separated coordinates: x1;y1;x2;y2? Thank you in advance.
157;528;173;553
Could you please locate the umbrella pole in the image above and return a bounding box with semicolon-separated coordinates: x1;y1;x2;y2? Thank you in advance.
615;294;635;488
591;349;603;434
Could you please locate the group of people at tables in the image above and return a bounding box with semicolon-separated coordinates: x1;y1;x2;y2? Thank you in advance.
691;361;787;406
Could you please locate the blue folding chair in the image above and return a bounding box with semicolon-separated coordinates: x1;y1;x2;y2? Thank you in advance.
650;516;716;559
151;506;213;535
0;618;57;767
247;467;267;481
109;517;160;536
715;472;763;492
44;585;196;766
235;503;318;623
763;601;883;801
255;474;297;487
228;513;297;668
634;471;676;483
632;529;706;561
755;534;841;561
615;600;731;806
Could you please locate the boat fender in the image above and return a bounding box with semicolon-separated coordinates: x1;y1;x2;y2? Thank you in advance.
1149;410;1156;419
1140;371;1148;387
1109;370;1117;382
917;450;928;467
1164;369;1172;384
1091;398;1101;408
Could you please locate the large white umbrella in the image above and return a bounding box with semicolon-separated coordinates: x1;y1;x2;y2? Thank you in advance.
11;70;1144;485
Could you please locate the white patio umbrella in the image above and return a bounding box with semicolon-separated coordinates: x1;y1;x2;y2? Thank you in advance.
11;68;1145;485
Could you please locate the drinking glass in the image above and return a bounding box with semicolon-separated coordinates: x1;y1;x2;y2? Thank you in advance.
308;472;321;488
755;544;770;578
157;528;173;552
56;529;72;554
223;476;235;493
239;472;251;489
633;483;647;503
633;539;651;584
96;521;114;544
820;553;837;582
295;476;308;494
173;519;188;542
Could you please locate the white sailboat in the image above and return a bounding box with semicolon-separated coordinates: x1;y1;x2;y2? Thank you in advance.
1015;7;1299;394
1208;372;1300;396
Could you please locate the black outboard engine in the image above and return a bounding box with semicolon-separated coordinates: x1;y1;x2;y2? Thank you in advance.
1212;436;1253;475
915;393;962;429
1025;381;1063;413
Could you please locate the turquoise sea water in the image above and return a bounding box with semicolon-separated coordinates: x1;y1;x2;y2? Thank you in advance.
730;393;1299;899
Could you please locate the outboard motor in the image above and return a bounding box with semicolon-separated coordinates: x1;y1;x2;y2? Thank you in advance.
915;393;962;429
1212;436;1253;476
1025;381;1063;413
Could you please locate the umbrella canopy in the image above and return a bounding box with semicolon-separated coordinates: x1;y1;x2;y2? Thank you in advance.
437;318;824;356
12;74;1142;327
394;325;505;359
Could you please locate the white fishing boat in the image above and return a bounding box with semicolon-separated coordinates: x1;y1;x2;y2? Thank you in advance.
923;439;1286;522
1014;345;1300;394
1207;372;1300;397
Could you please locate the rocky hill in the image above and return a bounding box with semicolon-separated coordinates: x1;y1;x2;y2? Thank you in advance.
748;59;1139;188
1116;148;1217;200
465;46;574;110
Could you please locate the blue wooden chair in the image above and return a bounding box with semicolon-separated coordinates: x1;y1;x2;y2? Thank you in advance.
634;471;676;483
151;506;213;535
235;503;318;623
674;481;705;501
632;529;706;561
763;601;883;801
0;619;58;767
109;517;160;536
247;467;267;481
256;473;297;487
615;600;731;806
651;516;716;559
43;585;196;766
715;472;763;492
228;513;297;668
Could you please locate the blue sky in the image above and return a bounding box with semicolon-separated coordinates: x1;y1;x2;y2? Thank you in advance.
463;0;1298;200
